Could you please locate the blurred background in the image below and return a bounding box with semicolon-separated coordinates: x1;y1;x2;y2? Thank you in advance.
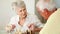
0;0;60;34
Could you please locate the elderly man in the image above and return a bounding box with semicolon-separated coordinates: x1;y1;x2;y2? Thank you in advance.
36;0;57;21
5;0;43;34
39;8;60;34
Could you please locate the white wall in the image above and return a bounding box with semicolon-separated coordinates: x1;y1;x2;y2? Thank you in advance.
0;0;16;29
23;0;35;14
55;0;60;8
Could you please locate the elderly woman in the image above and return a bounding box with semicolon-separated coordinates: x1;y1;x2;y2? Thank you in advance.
36;0;57;20
5;0;43;34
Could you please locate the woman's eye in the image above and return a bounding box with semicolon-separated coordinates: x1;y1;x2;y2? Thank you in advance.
19;10;22;12
23;9;26;11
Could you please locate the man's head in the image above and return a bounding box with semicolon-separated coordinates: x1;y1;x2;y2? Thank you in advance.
12;0;27;18
36;0;56;20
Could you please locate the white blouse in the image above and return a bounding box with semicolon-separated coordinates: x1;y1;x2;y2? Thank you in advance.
8;14;44;33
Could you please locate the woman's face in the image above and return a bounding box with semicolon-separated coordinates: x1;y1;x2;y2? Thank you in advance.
16;7;27;18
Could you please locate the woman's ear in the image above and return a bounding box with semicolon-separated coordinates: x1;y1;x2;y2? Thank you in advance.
12;5;17;12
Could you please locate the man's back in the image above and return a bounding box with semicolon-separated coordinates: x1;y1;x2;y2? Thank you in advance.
39;8;60;34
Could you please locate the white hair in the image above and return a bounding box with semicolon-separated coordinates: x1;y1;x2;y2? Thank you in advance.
12;0;26;8
36;0;56;12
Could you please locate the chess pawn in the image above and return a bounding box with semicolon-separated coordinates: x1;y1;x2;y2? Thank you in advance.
26;30;32;34
15;29;22;34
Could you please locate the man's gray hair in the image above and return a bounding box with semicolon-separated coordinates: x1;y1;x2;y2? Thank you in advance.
12;0;26;8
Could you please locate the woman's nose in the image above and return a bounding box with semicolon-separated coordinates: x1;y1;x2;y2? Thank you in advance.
22;10;25;14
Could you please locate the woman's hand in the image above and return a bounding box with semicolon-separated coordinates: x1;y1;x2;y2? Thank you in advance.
28;23;35;31
5;24;16;32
